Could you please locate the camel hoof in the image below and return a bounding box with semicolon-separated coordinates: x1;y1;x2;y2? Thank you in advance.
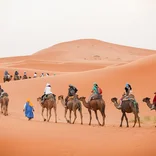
120;125;122;127
44;119;46;122
67;120;70;123
81;123;83;125
55;121;57;123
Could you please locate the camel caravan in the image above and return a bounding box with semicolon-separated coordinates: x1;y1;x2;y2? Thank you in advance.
0;81;156;127
3;70;31;82
2;70;50;83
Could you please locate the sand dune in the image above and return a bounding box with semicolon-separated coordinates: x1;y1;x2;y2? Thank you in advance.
0;39;156;156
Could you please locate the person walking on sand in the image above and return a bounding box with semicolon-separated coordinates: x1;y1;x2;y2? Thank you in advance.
23;99;34;120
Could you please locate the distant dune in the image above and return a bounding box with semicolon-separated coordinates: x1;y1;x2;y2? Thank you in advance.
0;39;156;156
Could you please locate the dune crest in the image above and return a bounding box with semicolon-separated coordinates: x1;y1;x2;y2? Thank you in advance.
0;39;156;156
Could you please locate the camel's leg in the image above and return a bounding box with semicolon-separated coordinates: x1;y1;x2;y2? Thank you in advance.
72;109;77;124
64;108;70;123
46;108;48;122
137;114;141;127
54;106;57;123
41;108;46;121
3;105;7;116
133;114;137;127
79;109;83;125
47;109;52;122
120;113;125;127
6;104;8;116
1;104;3;114
100;110;106;126
94;110;101;126
125;113;129;127
69;110;72;124
88;109;92;125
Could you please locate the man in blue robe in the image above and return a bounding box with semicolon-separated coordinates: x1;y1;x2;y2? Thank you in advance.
23;99;34;120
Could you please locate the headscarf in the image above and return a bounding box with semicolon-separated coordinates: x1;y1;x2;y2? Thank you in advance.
69;84;73;87
46;83;51;87
26;98;33;107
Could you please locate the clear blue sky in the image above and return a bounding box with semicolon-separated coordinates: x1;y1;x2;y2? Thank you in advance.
0;0;156;58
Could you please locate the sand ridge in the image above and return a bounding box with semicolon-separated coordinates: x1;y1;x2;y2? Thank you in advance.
0;39;156;156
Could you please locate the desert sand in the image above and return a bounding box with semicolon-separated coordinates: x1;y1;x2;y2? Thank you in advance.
0;39;156;156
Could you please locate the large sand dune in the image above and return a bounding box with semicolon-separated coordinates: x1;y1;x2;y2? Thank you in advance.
0;39;156;156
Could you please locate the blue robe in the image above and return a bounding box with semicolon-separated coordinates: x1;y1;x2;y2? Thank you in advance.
24;102;34;119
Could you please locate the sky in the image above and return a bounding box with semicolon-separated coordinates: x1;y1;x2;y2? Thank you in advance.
0;0;156;58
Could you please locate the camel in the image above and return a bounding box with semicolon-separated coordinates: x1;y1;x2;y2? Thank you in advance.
22;75;31;79
0;93;9;116
3;75;13;82
143;97;155;110
37;95;57;122
79;96;106;126
14;75;22;80
58;95;83;124
111;97;140;127
143;97;156;127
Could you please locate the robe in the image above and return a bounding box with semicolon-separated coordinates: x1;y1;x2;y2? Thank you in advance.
24;102;34;119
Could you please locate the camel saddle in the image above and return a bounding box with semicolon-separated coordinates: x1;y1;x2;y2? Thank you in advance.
14;75;20;80
91;94;102;101
4;75;10;80
122;94;139;112
44;94;56;101
0;92;8;98
68;96;75;101
23;75;28;79
122;94;135;101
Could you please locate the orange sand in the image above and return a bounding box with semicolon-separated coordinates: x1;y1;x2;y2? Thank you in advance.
0;39;156;156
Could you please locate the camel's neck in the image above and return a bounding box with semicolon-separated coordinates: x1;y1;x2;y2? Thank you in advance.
60;98;65;107
113;101;120;109
146;100;153;109
81;100;89;108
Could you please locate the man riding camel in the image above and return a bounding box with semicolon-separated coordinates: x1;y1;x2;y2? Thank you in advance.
33;72;37;78
125;83;132;96
23;71;27;79
14;70;19;76
4;70;10;79
117;83;135;109
41;83;55;103
65;84;78;107
87;82;102;102
0;85;4;97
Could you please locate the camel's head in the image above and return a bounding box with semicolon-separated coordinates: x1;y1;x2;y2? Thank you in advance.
58;95;64;100
10;75;13;78
37;97;42;101
142;97;150;103
79;96;86;101
111;97;118;103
